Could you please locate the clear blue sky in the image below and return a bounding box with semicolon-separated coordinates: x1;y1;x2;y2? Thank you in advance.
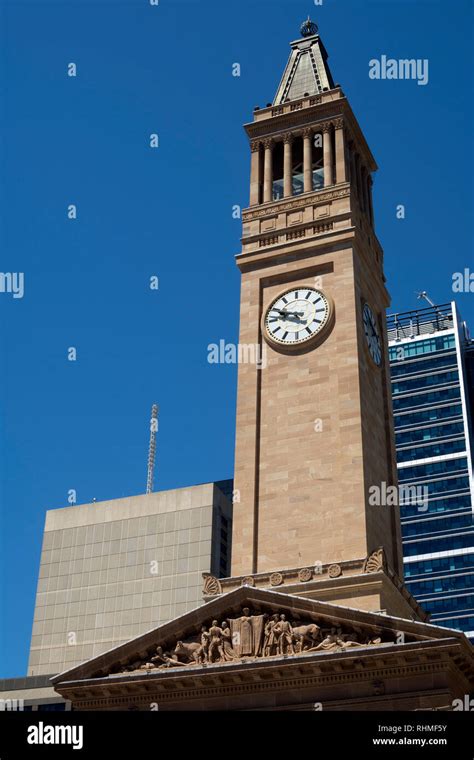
0;0;472;678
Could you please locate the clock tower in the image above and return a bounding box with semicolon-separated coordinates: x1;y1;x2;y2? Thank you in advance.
231;19;404;596
52;18;474;714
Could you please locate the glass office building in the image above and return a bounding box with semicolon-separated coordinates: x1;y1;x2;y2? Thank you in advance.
388;302;474;639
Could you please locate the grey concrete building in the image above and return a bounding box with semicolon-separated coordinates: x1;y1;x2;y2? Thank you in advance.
0;675;69;711
28;480;232;677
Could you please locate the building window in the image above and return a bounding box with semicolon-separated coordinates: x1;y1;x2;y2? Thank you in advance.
389;334;456;361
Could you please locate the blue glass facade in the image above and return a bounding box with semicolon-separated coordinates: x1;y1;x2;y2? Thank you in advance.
388;302;474;640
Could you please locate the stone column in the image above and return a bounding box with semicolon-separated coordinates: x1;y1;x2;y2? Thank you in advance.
249;140;261;206
334;118;347;184
323;124;334;187
263;139;273;203
283;134;293;198
303;128;313;193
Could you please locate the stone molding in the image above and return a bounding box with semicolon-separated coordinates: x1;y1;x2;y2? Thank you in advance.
205;552;426;622
249;118;344;148
55;638;473;712
242;184;350;221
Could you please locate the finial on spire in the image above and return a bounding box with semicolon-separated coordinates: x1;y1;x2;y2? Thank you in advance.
300;16;318;38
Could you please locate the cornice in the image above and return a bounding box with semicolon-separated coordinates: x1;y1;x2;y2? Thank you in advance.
236;227;357;270
57;638;472;710
242;184;351;221
246;112;342;142
244;98;377;172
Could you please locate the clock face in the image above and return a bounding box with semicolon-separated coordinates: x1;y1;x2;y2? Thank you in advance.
363;303;382;366
264;287;331;347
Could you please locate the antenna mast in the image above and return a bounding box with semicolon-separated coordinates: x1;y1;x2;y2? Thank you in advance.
146;403;159;494
416;291;436;308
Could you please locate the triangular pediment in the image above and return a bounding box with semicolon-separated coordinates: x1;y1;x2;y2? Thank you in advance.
51;586;468;687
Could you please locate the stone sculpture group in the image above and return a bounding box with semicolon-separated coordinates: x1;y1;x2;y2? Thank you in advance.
119;607;389;673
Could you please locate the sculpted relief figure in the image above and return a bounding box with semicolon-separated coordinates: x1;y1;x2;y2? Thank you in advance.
206;620;241;663
291;623;321;652
117;608;392;673
273;614;294;655
174;640;203;663
208;621;225;663
309;631;363;652
221;620;238;661
150;646;187;668
229;607;265;657
263;614;280;656
195;625;211;664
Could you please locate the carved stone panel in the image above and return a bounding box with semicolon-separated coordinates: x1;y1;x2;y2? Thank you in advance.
298;568;312;583
203;575;222;596
111;605;399;676
270;572;284;586
363;548;387;574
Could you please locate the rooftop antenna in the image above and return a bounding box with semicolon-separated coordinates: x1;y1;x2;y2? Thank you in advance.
416;291;436;308
416;291;446;330
146;403;159;494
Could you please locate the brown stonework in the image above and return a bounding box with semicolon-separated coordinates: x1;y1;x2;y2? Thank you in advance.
232;43;401;592
49;22;474;714
51;587;474;712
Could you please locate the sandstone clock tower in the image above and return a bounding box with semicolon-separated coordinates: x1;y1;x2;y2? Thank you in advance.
51;18;474;714
231;19;404;599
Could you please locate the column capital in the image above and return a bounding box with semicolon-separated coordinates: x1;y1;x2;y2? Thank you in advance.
263;138;274;150
321;122;332;133
282;132;294;144
333;117;344;130
302;127;313;139
250;140;261;153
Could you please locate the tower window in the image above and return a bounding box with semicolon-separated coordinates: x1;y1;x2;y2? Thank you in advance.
272;141;284;200
312;134;324;190
291;136;304;195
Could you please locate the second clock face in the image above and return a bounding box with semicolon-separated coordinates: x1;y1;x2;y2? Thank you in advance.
264;287;331;347
363;303;382;366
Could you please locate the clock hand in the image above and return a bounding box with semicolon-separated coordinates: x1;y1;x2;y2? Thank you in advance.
272;308;305;318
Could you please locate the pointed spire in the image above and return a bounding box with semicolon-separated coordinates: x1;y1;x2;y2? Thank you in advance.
273;19;335;105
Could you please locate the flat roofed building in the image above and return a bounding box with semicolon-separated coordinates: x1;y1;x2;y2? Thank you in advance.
388;302;474;638
0;675;68;712
28;480;232;676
